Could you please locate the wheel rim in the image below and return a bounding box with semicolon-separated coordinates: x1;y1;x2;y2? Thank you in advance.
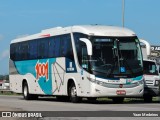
71;86;77;97
24;86;27;97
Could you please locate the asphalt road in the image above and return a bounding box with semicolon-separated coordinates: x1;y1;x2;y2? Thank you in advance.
0;95;160;120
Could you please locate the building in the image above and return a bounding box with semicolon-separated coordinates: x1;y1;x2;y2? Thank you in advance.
140;42;160;65
149;45;160;65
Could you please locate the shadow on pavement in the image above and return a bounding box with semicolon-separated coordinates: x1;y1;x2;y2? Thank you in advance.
18;96;160;104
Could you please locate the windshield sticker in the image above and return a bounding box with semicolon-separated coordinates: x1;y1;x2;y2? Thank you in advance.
120;67;126;73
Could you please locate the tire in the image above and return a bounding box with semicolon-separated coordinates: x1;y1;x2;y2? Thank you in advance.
69;83;81;103
112;97;124;103
23;82;38;100
143;95;152;103
23;82;31;100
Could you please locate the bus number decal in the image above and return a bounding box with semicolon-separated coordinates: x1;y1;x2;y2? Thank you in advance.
35;60;49;80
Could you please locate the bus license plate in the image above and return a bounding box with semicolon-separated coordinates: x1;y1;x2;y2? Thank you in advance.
116;90;126;95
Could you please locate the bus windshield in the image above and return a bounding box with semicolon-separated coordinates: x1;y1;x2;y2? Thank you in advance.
143;61;159;75
77;36;143;78
90;37;143;78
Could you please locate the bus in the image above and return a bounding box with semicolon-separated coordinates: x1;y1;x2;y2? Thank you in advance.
9;25;144;103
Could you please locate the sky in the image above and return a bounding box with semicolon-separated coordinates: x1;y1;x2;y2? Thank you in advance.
0;0;160;74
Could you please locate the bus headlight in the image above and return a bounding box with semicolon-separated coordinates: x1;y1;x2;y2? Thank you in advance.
96;81;107;86
139;80;144;85
135;80;144;86
87;77;107;86
154;80;159;86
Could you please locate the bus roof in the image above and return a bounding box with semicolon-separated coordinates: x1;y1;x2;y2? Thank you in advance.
11;25;136;43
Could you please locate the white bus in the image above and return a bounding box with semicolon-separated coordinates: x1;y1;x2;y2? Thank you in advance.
10;25;144;103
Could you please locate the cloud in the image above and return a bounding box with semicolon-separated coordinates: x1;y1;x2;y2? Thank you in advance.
0;34;3;41
0;49;9;61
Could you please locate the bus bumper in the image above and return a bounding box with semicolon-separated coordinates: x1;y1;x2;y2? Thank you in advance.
89;83;144;97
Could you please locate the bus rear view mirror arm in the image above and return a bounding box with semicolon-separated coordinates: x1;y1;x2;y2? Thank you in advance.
79;38;93;56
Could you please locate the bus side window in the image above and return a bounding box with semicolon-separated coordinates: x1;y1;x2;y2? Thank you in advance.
60;35;73;60
29;40;37;60
68;35;74;61
60;36;65;57
48;37;56;58
10;44;16;60
55;36;60;57
14;43;21;61
38;38;49;59
20;42;29;60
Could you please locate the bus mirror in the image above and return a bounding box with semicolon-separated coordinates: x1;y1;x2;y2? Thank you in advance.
79;38;92;56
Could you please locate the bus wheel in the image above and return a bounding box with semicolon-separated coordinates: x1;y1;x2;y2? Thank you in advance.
23;82;38;100
23;82;31;100
112;97;124;103
143;95;152;103
69;83;81;103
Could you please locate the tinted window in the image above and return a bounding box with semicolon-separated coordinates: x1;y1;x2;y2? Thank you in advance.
10;44;16;60
20;42;29;60
38;38;49;59
10;43;21;61
48;37;56;58
55;36;60;57
143;61;158;75
60;36;66;57
10;34;74;61
10;44;14;60
60;35;70;57
29;40;37;59
15;43;21;61
63;34;74;60
48;34;73;60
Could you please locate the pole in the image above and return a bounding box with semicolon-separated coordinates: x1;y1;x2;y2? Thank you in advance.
122;0;125;27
